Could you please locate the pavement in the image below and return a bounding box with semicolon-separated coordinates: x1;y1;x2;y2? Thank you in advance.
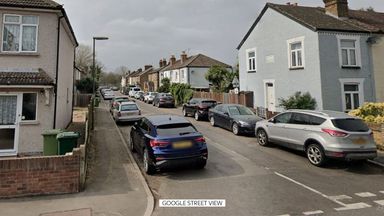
0;103;152;216
369;151;384;167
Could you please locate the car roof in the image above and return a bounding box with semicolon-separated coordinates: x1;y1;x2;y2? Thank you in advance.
146;115;190;126
120;101;137;105
287;109;355;119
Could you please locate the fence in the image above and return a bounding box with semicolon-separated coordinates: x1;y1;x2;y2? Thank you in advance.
75;93;92;107
193;91;254;108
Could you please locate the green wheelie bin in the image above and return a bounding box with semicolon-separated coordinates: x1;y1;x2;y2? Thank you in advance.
42;129;64;155
57;132;80;155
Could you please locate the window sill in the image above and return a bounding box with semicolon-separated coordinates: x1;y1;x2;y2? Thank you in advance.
247;71;256;73
341;66;361;69
20;121;40;125
0;52;40;56
289;67;304;70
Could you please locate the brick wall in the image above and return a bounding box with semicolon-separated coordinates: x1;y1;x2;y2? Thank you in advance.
0;153;80;198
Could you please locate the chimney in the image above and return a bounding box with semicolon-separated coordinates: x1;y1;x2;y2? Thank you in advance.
180;51;187;63
170;55;176;65
162;58;167;67
323;0;349;18
159;59;163;67
144;65;152;70
137;68;142;73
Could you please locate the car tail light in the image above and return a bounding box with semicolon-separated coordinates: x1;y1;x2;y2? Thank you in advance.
195;137;206;143
117;112;121;117
160;99;165;102
322;128;348;137
150;139;170;147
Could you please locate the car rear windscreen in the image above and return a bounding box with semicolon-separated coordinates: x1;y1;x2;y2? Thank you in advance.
331;118;369;132
121;104;138;111
156;123;197;136
201;101;216;106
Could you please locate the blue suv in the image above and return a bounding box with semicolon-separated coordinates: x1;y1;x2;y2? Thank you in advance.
129;115;208;174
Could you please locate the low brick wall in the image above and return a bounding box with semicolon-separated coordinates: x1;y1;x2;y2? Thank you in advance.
0;153;80;198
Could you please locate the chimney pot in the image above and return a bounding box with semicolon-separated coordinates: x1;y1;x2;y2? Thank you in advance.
181;51;188;63
144;65;152;70
323;0;349;18
170;55;176;66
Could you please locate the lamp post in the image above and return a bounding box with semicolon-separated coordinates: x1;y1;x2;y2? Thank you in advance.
92;36;108;129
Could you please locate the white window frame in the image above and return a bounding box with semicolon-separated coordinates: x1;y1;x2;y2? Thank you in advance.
339;78;364;112
2;14;39;53
246;47;257;72
337;35;361;67
21;92;38;123
287;36;305;69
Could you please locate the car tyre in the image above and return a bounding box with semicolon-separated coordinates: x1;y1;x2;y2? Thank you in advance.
256;129;270;147
129;135;136;152
210;116;216;126
196;159;207;169
183;108;188;117
156;102;160;108
194;112;200;121
232;123;239;135
143;149;156;175
306;143;327;167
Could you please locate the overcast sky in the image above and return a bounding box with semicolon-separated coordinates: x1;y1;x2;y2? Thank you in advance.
56;0;384;72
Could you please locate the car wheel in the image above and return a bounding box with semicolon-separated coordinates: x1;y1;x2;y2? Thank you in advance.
143;149;156;175
183;108;187;117
157;102;160;108
256;129;270;147
129;135;136;152
306;143;327;167
196;159;207;169
210;116;216;126
194;112;200;121
232;123;239;135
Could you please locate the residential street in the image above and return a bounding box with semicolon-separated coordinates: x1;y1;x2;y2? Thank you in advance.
117;99;384;216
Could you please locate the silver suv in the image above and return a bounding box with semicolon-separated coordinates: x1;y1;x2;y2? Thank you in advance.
255;110;377;166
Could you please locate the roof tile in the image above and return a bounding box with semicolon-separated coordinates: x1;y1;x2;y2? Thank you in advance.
0;69;54;85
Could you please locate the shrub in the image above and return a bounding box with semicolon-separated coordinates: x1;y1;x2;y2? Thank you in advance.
158;78;170;93
169;83;193;106
278;91;317;110
76;77;97;93
349;103;384;124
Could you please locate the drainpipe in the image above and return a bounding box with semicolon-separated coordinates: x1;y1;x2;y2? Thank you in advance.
53;15;64;129
71;49;76;123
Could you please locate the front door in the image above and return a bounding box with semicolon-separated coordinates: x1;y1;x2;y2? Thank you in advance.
266;83;276;112
0;94;21;155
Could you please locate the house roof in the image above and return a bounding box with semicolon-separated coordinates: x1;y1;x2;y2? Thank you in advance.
237;3;384;49
149;64;169;74
0;0;78;46
166;54;231;71
137;67;153;77
0;69;54;85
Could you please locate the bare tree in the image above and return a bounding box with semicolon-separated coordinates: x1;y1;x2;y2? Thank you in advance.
115;66;130;76
75;44;93;75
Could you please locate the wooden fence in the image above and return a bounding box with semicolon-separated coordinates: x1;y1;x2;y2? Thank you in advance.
75;93;92;107
193;91;254;108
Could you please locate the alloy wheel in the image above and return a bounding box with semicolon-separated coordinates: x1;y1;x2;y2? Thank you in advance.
232;123;239;135
257;130;268;146
183;109;187;117
307;144;324;166
210;116;215;126
194;112;199;121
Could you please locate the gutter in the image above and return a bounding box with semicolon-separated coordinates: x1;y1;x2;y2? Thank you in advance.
53;15;64;129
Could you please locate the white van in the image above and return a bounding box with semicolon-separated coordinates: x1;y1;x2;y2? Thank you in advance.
129;87;141;97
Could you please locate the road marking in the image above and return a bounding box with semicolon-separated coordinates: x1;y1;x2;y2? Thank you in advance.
274;172;371;211
303;210;324;215
380;191;384;194
374;200;384;206
355;192;377;198
277;214;290;216
328;195;352;200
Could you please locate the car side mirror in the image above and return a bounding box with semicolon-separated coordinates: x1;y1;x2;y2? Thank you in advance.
224;112;229;116
269;118;276;123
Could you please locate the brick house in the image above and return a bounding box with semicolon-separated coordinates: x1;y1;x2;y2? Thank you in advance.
148;59;168;92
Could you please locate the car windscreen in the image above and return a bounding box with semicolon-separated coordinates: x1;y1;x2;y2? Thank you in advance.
156;123;197;136
121;104;138;111
201;101;216;106
228;106;254;115
331;118;369;132
133;88;140;91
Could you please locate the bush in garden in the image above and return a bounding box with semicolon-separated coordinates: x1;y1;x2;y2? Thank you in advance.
349;103;384;124
169;83;193;106
278;91;317;110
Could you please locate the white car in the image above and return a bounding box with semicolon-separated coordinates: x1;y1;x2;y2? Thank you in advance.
112;101;142;123
129;87;141;97
134;91;144;100
103;91;115;100
144;92;157;104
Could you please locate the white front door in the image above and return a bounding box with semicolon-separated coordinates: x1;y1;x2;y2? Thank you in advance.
0;94;21;155
266;83;276;112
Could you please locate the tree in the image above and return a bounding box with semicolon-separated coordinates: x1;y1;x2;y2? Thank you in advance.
76;77;97;93
99;72;121;87
158;78;170;93
169;83;193;105
205;65;236;92
115;66;130;76
279;91;317;110
75;44;93;75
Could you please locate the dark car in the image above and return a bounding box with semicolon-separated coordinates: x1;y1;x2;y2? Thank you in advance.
153;93;175;108
182;98;217;121
129;115;208;174
208;104;262;135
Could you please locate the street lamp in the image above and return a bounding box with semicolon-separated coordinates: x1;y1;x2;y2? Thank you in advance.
91;36;108;130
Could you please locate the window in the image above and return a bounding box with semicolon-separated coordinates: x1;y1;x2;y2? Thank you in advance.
337;36;361;67
246;48;256;72
287;37;305;69
2;14;38;52
290;113;311;125
274;112;292;124
332;119;369;132
339;79;364;112
156;123;197;136
228;106;254;116
22;93;37;121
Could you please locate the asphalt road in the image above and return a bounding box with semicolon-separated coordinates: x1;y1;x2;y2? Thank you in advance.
114;98;384;216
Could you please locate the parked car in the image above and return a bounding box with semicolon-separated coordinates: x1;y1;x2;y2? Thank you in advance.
129;87;141;97
112;101;142;123
255;110;377;167
183;98;217;121
153;93;175;108
134;91;144;100
111;86;119;91
144;92;157;104
129;115;208;174
208;104;262;135
103;90;115;100
110;96;131;113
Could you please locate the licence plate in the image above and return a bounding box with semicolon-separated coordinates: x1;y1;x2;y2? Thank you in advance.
173;141;193;149
352;137;367;145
